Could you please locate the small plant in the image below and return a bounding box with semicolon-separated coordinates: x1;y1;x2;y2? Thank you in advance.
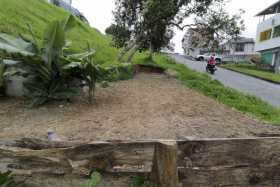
0;171;13;187
81;172;102;187
65;44;114;104
132;176;152;187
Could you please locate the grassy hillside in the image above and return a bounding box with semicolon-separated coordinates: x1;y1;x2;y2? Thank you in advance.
0;0;118;63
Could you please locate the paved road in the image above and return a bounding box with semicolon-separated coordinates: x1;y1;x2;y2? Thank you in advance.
171;54;280;108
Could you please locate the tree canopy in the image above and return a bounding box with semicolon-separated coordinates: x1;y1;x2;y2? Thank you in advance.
107;0;244;61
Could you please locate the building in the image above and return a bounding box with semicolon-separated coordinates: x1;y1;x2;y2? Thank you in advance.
255;0;280;72
221;37;256;62
48;0;89;23
222;37;255;56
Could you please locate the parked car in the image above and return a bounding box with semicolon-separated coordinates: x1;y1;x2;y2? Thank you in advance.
196;53;222;63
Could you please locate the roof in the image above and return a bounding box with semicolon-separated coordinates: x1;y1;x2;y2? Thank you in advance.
256;0;280;16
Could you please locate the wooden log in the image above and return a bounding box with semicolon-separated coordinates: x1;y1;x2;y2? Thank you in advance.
177;137;280;186
0;139;155;176
0;137;279;186
179;166;280;187
177;137;280;168
151;141;179;187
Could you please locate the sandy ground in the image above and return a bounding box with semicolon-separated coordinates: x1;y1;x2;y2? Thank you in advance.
0;73;279;142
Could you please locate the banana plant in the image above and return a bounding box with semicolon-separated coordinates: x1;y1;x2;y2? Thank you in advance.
0;15;79;106
64;46;113;104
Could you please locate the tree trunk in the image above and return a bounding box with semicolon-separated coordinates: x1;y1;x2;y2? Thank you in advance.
117;40;137;62
126;44;140;63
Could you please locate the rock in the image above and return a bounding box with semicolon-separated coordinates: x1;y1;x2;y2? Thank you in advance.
47;129;61;142
165;69;179;78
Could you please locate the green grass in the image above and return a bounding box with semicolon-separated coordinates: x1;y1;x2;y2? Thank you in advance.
221;63;280;84
135;54;280;124
0;0;118;64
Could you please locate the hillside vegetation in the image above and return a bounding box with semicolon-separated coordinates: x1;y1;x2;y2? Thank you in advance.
0;0;118;63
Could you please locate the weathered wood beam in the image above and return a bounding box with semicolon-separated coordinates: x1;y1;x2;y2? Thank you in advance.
0;137;279;186
179;166;280;186
177;137;280;168
151;141;179;187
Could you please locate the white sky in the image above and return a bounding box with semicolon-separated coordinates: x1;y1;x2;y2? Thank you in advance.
72;0;277;53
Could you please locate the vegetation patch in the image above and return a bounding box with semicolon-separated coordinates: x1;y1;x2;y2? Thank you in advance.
0;0;118;64
135;54;280;124
221;63;280;84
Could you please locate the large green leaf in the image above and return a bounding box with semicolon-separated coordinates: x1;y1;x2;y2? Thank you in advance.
62;61;82;70
0;33;36;56
61;15;76;32
67;49;96;61
43;21;66;64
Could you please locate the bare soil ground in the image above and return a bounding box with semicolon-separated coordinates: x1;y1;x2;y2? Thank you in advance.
0;73;279;142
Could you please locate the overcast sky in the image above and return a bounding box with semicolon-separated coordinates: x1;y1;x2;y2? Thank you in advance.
72;0;277;53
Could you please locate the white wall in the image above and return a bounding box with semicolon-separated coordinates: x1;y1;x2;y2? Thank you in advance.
224;42;255;55
255;14;280;52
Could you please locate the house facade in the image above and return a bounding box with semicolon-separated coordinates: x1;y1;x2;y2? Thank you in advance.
255;0;280;72
221;37;256;62
223;37;255;56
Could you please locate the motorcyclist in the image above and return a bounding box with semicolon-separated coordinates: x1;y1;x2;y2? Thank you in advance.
206;55;217;73
207;55;216;66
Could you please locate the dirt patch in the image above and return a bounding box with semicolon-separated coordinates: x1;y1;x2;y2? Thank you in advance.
0;73;278;142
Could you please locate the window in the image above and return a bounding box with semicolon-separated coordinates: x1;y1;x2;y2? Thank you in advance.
235;43;245;52
260;29;272;42
273;25;280;38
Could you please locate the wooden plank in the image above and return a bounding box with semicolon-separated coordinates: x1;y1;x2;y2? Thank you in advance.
177;138;280;186
177;137;280;168
151;141;179;187
0;139;155;176
0;137;279;186
179;166;280;187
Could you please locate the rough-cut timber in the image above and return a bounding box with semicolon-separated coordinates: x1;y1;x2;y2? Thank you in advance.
178;138;280;186
0;138;279;187
151;141;179;187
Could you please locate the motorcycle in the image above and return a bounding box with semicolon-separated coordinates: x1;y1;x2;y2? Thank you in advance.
206;64;217;75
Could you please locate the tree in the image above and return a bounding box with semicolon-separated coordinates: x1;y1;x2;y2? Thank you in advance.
189;7;245;51
105;24;131;48
111;0;244;62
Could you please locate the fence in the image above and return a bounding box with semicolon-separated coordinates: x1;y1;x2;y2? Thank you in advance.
0;137;279;186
